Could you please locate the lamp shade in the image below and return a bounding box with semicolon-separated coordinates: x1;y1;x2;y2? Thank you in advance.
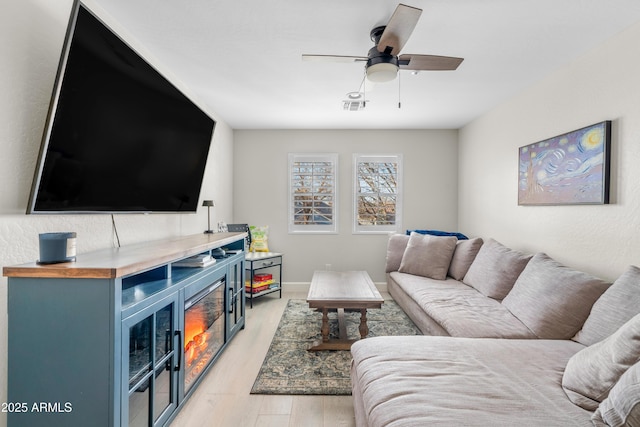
366;62;399;83
202;200;214;207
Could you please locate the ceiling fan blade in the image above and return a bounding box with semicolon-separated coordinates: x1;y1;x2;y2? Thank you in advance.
398;54;464;71
302;54;367;63
377;4;422;55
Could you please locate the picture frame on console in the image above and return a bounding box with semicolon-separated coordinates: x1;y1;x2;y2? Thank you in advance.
518;120;611;206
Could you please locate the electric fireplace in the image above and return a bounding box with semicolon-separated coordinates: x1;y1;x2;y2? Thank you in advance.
183;279;225;393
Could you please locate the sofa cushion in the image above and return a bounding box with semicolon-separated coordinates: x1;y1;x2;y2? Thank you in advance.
462;238;532;300
562;313;640;411
385;234;410;273
592;362;640;427
398;233;457;280
448;237;484;280
387;275;450;336
351;336;589;427
502;253;610;339
573;265;640;346
390;272;536;338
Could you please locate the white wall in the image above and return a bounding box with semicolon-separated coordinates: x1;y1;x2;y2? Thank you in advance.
0;1;234;422
459;20;640;281
233;129;459;283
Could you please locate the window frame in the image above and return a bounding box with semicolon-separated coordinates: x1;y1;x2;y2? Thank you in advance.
288;153;338;234
352;153;403;234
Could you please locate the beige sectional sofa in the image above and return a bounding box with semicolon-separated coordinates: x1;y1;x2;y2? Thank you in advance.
350;233;640;426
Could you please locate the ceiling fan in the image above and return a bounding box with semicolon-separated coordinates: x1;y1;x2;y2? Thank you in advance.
302;3;464;83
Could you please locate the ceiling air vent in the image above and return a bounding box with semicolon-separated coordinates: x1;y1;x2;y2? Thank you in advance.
343;100;365;111
343;92;366;111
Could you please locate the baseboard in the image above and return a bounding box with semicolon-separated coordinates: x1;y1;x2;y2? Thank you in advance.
281;282;388;294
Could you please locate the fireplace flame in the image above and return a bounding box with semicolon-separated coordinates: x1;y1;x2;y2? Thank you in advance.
185;316;208;366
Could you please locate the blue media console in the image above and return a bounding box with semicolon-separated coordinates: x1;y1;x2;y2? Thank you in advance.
3;233;246;427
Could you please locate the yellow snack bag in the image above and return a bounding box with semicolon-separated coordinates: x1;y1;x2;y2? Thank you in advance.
249;226;269;252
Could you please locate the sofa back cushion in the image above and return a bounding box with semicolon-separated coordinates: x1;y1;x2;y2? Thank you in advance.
562;313;640;411
502;253;610;339
398;233;457;280
573;265;640;346
462;238;532;300
385;234;410;273
448;238;484;280
592;361;640;427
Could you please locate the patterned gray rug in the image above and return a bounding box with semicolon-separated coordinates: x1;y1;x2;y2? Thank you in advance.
250;299;421;395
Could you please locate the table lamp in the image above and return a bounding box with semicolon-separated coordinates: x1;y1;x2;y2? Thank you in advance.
202;200;215;234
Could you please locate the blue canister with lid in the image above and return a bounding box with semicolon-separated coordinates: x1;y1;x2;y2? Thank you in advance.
38;232;77;264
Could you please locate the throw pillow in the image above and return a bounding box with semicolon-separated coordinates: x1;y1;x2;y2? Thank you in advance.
573;265;640;346
462;238;532;300
448;237;484;280
502;253;610;339
385;234;410;273
398;233;457;280
562;313;640;411
592;361;640;427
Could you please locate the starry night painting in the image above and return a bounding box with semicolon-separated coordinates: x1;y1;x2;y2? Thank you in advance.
518;121;611;205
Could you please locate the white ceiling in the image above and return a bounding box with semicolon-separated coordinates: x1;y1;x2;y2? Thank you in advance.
92;0;640;130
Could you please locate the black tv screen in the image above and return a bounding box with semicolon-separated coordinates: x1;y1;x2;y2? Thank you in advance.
27;1;215;213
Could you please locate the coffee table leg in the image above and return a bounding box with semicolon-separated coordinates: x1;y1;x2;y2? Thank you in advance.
359;309;369;339
308;306;371;351
321;308;330;343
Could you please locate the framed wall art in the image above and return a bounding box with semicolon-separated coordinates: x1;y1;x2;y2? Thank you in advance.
518;121;611;205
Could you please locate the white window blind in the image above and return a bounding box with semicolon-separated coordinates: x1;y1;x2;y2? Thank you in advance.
288;153;338;233
353;154;402;234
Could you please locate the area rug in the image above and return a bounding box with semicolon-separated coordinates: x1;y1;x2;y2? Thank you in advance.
250;299;421;395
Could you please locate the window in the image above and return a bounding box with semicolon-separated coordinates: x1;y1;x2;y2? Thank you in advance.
288;153;338;233
353;154;402;234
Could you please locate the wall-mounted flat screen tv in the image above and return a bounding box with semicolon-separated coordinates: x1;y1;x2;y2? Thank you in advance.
27;1;215;214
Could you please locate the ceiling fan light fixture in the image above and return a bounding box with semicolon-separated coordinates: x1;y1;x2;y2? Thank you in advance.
366;62;399;83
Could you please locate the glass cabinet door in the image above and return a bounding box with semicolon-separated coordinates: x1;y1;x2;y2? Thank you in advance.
123;293;179;427
227;256;245;338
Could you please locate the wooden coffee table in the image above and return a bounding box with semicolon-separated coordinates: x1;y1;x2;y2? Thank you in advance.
306;270;384;351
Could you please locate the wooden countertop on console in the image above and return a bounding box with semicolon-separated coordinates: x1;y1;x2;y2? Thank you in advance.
3;232;246;280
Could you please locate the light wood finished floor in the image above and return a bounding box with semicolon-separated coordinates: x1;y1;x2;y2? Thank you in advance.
170;288;366;427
